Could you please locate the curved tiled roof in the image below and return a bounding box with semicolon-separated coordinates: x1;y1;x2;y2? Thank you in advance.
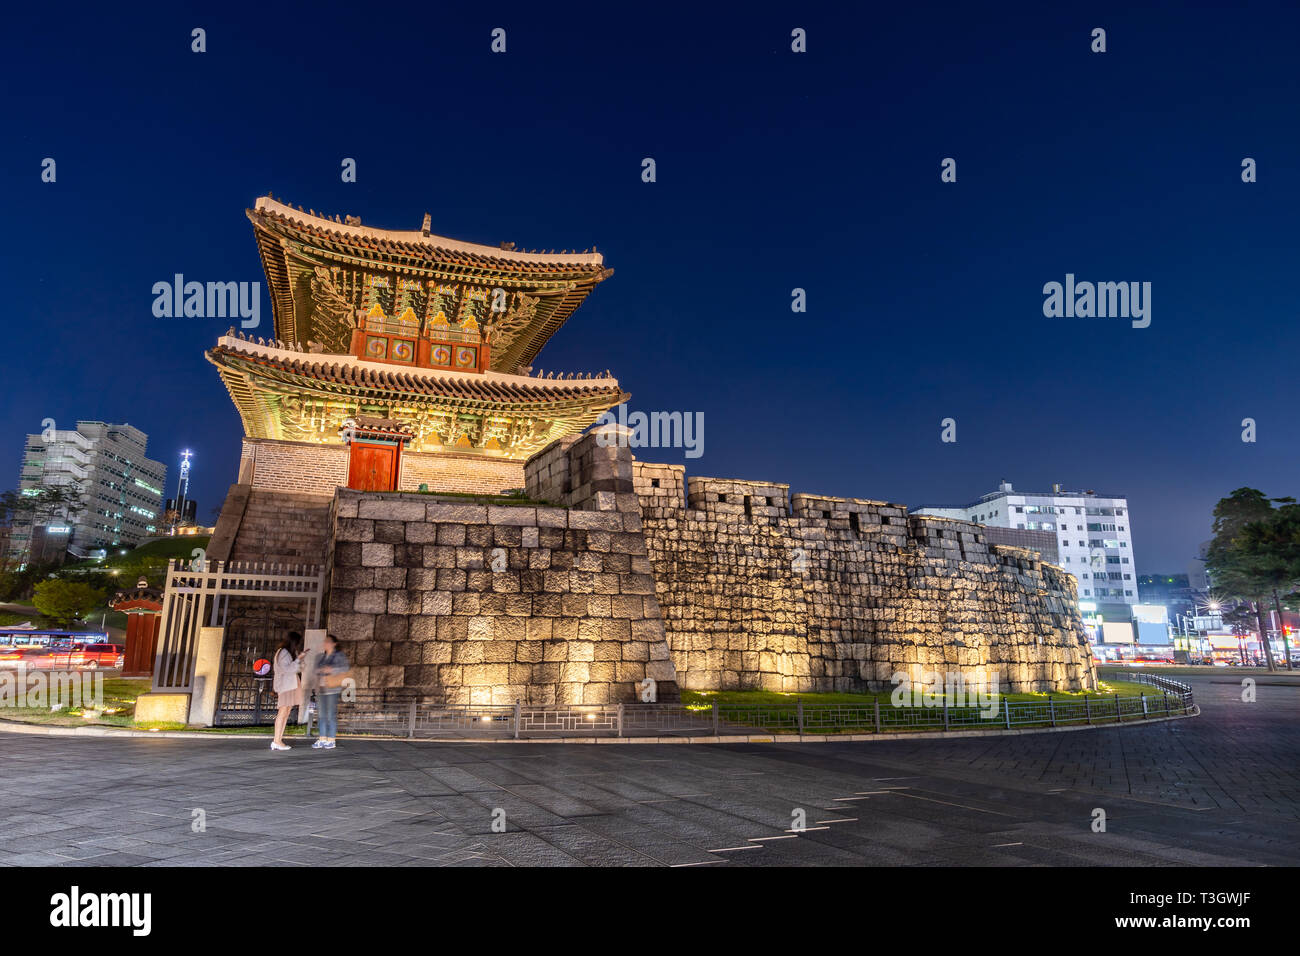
248;196;614;372
206;336;626;409
251;197;607;271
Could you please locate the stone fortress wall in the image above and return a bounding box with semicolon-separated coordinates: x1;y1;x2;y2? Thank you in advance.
630;460;1096;695
318;427;1095;706
324;429;679;706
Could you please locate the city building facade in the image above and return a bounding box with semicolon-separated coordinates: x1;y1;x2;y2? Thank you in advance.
916;480;1139;608
9;421;167;563
1137;573;1201;622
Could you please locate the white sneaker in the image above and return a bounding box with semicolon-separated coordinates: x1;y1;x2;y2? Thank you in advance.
311;739;326;749
323;740;336;749
270;741;292;751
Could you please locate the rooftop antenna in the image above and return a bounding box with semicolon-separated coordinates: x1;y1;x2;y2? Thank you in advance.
170;449;192;535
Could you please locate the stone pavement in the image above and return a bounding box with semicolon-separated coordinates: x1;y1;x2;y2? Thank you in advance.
0;672;1295;866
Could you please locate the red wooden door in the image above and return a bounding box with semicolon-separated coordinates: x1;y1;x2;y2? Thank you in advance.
348;443;397;491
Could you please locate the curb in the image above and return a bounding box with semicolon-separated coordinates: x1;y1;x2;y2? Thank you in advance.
0;707;1198;743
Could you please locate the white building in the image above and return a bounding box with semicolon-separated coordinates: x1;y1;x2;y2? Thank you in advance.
9;421;167;564
915;480;1139;608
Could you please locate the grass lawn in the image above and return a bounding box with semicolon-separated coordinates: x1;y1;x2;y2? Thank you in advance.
680;679;1168;709
0;609;49;628
0;675;150;727
113;536;211;562
678;679;1180;735
0;672;314;733
2;669;1179;737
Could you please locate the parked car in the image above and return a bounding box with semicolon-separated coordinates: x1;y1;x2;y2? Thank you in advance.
69;643;125;670
0;645;55;668
0;645;35;668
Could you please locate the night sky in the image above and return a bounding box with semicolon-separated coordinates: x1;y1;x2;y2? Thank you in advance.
4;1;1298;570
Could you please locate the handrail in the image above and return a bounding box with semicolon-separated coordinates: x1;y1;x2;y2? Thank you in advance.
328;684;1197;739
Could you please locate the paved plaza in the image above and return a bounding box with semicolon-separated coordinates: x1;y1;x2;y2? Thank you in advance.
1;673;1296;866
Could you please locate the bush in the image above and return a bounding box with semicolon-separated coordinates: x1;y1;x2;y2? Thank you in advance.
31;579;106;627
0;563;60;602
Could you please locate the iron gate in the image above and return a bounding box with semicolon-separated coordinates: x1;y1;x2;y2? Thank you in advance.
150;558;324;725
214;603;312;726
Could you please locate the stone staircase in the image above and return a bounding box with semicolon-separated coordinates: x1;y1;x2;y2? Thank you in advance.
209;484;332;568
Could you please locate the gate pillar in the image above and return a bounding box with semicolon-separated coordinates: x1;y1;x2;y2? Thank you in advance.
188;626;226;726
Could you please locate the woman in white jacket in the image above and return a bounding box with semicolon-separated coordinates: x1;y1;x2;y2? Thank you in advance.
271;630;305;751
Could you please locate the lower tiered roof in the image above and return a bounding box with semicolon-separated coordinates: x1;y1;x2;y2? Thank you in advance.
206;334;627;458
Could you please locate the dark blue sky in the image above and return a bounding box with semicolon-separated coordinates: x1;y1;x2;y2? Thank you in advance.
4;1;1298;570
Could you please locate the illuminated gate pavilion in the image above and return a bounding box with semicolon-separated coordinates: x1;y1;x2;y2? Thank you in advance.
207;196;628;495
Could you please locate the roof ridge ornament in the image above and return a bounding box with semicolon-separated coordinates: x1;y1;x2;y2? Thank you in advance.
421;213;431;237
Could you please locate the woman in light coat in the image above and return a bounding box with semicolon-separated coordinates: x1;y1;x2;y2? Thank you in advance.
271;630;305;751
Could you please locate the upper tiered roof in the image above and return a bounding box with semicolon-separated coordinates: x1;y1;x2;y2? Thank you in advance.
248;196;613;373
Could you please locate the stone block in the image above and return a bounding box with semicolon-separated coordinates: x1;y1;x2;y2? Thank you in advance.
354;589;388;614
335;518;374;542
487;505;537;526
358;499;426;522
387;590;419;615
361;543;394;567
426;503;487;523
422;591;453;615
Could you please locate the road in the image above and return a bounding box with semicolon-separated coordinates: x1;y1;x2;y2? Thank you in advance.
1;671;1296;866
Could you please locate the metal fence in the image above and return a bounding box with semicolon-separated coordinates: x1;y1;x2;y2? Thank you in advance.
323;677;1195;740
153;558;323;694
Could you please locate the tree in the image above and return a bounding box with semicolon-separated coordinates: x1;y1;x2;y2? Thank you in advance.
31;579;105;627
0;485;82;528
1221;603;1255;663
1238;501;1300;669
0;561;60;602
110;553;170;590
1206;488;1280;670
0;485;84;566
